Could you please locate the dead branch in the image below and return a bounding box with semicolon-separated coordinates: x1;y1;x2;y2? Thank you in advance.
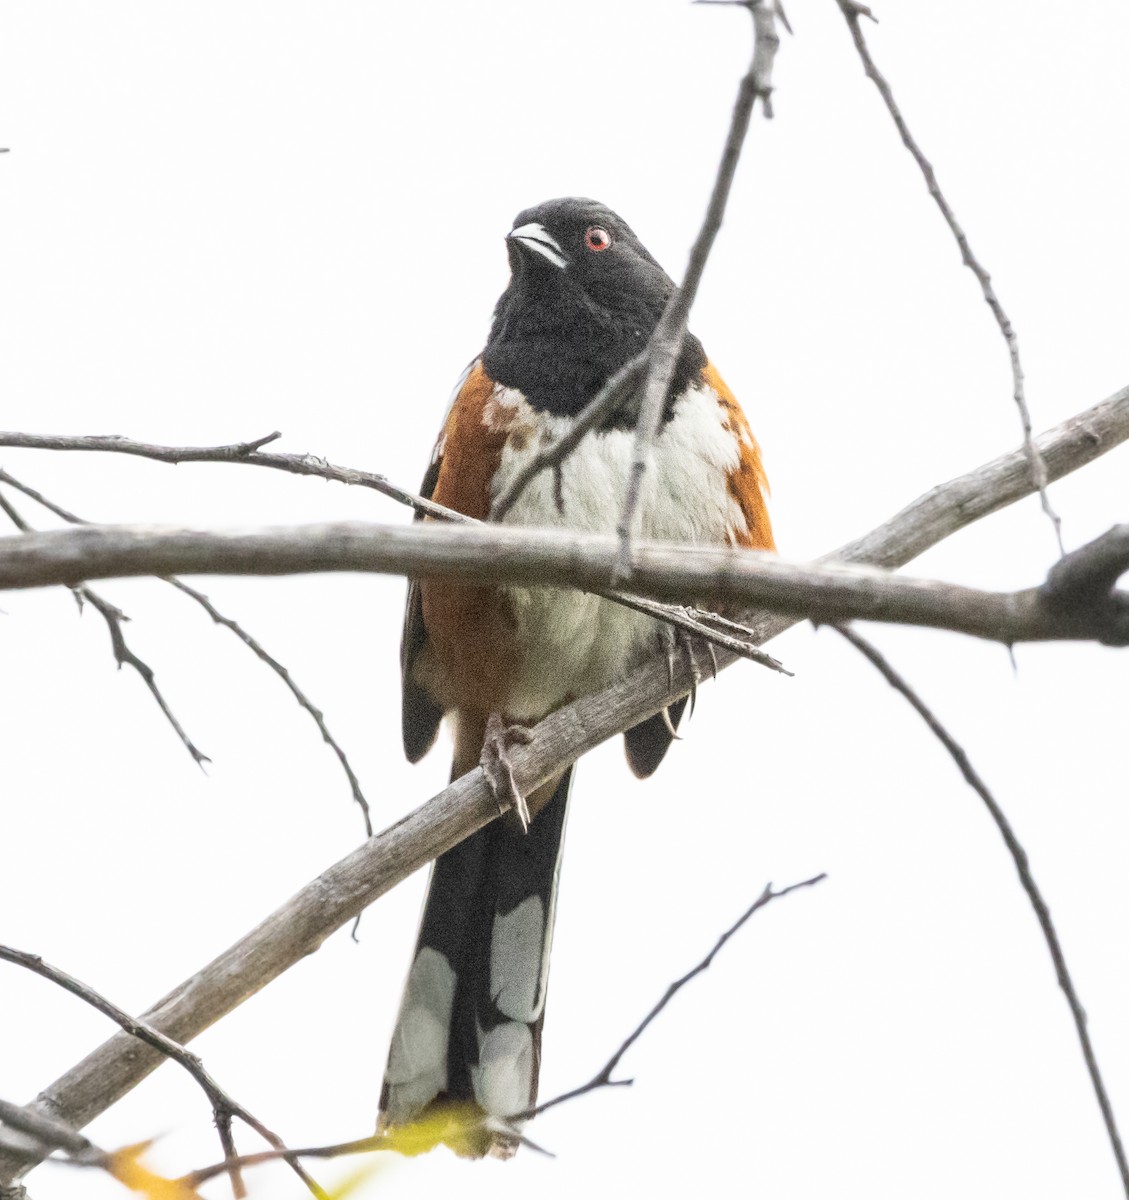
0;1097;93;1161
834;624;1129;1197
0;431;452;521
5;383;1126;645
601;589;790;674
616;0;782;579
517;873;826;1121
0;468;373;834
0;945;327;1200
490;354;647;521
0;1097;209;1200
79;587;212;768
832;0;1062;552
163;578;374;837
0;382;1121;1187
0;482;209;767
2;515;1126;648
0;445;788;676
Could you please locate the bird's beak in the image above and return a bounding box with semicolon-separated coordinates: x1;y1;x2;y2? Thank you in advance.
506;222;567;269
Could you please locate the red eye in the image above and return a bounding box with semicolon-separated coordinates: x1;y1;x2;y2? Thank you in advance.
585;225;612;252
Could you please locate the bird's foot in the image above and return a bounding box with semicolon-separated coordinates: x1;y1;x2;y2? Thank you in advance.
480;712;534;833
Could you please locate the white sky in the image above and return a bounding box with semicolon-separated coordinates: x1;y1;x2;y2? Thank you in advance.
1;2;1128;1198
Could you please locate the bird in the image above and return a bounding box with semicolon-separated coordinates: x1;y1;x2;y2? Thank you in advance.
378;197;775;1156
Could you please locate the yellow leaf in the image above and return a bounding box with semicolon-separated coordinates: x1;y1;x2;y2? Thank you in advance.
103;1143;205;1200
323;1160;385;1199
378;1105;493;1158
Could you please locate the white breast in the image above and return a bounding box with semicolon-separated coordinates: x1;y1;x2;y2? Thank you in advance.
484;383;750;720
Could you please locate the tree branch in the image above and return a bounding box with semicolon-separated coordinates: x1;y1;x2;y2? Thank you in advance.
1;516;1126;647
0;468;373;834
517;873;826;1122
0;431;451;521
0;443;790;677
834;624;1129;1197
0;946;327;1199
832;0;1063;553
0;482;210;767
1;382;1123;1185
616;0;781;577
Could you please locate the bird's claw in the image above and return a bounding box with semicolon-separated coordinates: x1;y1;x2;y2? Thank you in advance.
480;712;534;832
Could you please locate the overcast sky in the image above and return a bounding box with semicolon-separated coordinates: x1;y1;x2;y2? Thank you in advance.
2;2;1128;1198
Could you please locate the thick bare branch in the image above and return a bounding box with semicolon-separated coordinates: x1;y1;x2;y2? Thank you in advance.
835;625;1129;1197
1;383;1123;1186
2;517;1126;647
832;0;1062;552
0;443;788;675
5;386;1126;643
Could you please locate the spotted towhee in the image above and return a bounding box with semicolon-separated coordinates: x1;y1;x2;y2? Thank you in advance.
378;197;775;1156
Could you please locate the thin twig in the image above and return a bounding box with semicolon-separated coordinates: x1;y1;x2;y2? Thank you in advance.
0;945;328;1200
605;589;791;674
490;354;648;521
80;587;212;767
517;872;827;1121
0;468;372;833
165;579;374;836
0;482;210;766
615;0;780;579
833;624;1129;1196
832;0;1063;554
0;432;452;520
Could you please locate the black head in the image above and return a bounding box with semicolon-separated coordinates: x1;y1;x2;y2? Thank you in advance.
483;197;705;421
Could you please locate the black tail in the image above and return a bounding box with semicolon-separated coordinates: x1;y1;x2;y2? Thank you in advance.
379;766;573;1156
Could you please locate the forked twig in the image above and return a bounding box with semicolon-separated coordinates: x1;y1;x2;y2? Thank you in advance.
0;468;371;832
165;578;374;836
0;945;327;1200
516;872;826;1121
0;483;209;766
